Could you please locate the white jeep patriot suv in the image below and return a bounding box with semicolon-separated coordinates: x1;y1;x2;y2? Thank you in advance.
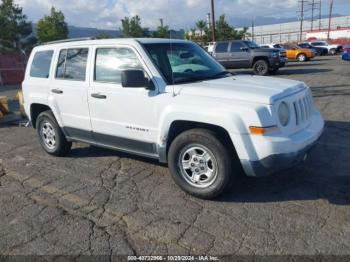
22;38;324;199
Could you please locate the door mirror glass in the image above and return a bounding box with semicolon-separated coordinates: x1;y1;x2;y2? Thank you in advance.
121;70;149;88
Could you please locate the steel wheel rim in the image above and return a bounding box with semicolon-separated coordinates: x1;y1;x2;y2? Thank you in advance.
40;121;56;150
256;62;267;74
178;145;218;188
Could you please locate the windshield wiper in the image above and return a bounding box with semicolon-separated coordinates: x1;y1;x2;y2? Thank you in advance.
208;71;233;79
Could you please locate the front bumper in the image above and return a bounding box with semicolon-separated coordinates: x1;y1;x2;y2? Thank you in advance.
240;112;324;177
269;57;286;68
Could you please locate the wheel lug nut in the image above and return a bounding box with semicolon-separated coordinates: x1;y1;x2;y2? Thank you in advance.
195;168;199;172
191;163;195;167
193;158;198;162
200;167;205;170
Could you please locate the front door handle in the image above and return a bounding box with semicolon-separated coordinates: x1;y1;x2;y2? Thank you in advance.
91;93;107;99
51;89;63;94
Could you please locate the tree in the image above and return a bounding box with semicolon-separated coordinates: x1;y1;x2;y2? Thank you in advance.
121;15;144;37
0;0;34;52
196;20;207;38
153;25;170;38
96;32;109;39
37;7;68;43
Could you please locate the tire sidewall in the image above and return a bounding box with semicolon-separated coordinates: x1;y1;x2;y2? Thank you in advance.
168;130;232;199
253;60;269;76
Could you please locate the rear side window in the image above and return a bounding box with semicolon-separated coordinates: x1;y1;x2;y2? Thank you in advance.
30;50;54;78
215;42;229;53
94;47;143;84
56;48;89;81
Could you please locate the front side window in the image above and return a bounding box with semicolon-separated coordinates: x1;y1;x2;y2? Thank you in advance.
95;47;143;83
230;42;244;52
143;42;228;85
56;48;88;81
215;42;229;53
30;50;54;78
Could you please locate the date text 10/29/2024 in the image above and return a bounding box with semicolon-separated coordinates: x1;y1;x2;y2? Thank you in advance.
128;255;219;261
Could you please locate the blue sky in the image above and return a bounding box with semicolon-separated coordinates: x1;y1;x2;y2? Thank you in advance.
15;0;350;30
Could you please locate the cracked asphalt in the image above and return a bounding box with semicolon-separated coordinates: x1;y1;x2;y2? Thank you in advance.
0;56;349;258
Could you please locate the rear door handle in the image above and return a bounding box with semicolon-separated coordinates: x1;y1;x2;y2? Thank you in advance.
51;89;63;94
91;93;107;99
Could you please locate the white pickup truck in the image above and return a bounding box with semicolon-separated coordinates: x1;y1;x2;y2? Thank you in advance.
22;38;324;199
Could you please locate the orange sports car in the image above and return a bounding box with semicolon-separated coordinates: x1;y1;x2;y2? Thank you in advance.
281;44;315;62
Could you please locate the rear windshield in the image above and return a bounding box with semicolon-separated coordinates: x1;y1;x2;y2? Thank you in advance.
30;50;54;78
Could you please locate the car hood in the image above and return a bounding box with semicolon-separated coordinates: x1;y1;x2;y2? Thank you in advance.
171;75;307;105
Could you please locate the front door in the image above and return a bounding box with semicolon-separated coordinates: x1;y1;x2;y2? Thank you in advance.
227;42;250;68
88;45;159;157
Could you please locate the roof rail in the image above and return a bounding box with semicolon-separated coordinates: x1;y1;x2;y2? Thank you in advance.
43;37;96;45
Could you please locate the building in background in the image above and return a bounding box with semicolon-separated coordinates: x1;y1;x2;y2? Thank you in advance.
242;16;350;44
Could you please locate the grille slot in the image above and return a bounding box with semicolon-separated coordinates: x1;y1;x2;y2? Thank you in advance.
293;93;313;126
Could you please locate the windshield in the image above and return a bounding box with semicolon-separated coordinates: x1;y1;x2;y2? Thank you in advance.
243;41;260;49
142;42;230;84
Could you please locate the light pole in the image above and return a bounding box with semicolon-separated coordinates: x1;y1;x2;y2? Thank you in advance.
210;0;216;42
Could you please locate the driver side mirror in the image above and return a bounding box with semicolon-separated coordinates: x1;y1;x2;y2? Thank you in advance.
121;70;153;89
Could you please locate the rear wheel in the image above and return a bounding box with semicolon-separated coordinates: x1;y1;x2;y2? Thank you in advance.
36;111;72;156
329;48;336;55
168;129;236;199
297;53;307;62
253;60;269;76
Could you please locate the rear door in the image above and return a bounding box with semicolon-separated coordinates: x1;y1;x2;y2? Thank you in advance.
49;46;93;140
212;42;230;67
227;41;250;68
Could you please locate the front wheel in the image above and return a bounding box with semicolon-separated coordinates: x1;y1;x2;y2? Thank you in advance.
329;49;336;55
297;53;307;62
253;60;269;76
168;129;236;199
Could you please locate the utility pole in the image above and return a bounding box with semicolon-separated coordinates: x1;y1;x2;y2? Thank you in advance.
309;0;318;31
210;0;216;42
319;0;322;30
251;18;255;42
297;0;308;42
159;18;163;27
327;0;334;40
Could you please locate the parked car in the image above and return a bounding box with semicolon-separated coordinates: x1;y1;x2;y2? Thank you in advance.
259;43;284;49
22;38;324;199
342;45;350;61
212;40;287;75
280;44;315;62
301;41;343;55
297;43;328;56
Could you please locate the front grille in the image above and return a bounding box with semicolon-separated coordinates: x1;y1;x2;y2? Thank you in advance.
293;93;313;125
279;51;287;58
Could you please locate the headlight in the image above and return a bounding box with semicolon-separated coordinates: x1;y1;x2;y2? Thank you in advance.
271;52;279;58
278;102;290;126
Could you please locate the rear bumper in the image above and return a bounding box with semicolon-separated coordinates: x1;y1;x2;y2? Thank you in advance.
240;111;324;177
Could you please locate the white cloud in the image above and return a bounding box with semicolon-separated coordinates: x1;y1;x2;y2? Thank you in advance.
14;0;350;30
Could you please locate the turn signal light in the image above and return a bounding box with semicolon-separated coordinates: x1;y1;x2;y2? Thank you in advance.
249;126;278;135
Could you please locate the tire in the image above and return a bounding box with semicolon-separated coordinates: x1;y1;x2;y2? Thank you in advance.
253;59;269;76
36;110;72;156
329;49;336;55
168;129;236;199
297;53;307;62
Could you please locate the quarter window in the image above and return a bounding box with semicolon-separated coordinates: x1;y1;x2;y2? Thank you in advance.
94;47;143;84
30;50;54;78
56;48;88;81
